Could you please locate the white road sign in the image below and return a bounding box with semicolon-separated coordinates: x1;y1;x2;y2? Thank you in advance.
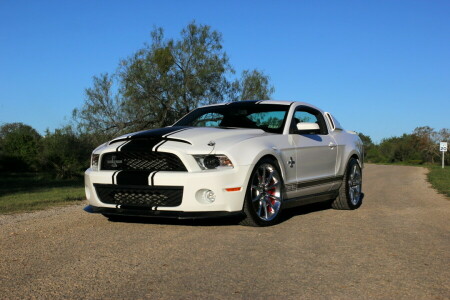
440;142;448;152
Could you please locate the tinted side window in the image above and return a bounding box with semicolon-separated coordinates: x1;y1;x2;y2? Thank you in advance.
293;111;318;124
290;107;328;135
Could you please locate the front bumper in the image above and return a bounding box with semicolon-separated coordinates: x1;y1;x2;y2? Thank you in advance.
84;165;253;214
84;205;244;219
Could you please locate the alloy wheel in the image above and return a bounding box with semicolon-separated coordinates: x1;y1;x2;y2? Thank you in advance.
250;163;282;221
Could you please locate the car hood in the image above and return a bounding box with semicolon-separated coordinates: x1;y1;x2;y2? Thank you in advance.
109;126;268;150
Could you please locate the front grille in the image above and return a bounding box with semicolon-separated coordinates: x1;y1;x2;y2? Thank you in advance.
94;184;183;207
101;152;187;172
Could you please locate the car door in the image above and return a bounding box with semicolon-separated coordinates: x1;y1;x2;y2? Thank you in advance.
289;106;337;197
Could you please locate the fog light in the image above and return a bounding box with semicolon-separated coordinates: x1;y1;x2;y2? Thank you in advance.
203;190;216;203
196;189;217;204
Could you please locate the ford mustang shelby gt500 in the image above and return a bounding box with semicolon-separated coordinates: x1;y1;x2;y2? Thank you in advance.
85;100;363;226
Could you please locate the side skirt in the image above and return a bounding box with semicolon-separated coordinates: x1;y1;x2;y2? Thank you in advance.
283;190;339;209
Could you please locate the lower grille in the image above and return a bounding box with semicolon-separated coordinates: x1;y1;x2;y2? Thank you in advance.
94;184;183;208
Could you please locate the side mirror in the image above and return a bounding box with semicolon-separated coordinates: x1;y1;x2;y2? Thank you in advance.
296;122;320;134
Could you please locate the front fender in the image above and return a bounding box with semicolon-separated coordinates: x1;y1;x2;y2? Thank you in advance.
226;136;290;183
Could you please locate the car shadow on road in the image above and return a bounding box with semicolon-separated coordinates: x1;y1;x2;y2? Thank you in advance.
280;192;365;223
105;193;364;227
105;214;243;227
280;201;333;222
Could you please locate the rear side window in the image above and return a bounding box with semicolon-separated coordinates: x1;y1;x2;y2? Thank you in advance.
324;112;343;131
325;112;335;130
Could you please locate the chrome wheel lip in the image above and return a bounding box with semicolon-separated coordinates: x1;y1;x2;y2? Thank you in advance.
348;164;362;205
250;163;282;221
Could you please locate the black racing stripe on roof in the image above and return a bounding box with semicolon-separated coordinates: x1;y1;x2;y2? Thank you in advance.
227;100;259;106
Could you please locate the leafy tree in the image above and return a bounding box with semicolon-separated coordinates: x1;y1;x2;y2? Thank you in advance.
233;69;275;101
412;126;439;164
72;73;126;140
0;123;41;171
40;127;92;179
73;21;275;139
74;22;234;138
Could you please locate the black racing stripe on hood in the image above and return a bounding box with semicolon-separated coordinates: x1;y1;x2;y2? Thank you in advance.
164;137;191;145
119;138;162;152
116;171;152;185
131;126;190;139
110;127;192;149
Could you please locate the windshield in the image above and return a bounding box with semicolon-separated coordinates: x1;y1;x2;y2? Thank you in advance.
174;103;290;133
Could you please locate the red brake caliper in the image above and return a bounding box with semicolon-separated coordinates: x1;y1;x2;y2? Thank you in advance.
267;179;276;213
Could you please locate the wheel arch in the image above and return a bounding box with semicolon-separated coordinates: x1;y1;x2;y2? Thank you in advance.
337;149;363;176
249;151;288;184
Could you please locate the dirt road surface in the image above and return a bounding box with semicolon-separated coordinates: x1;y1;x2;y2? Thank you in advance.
1;164;449;299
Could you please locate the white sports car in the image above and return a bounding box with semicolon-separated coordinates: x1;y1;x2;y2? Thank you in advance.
85;100;363;226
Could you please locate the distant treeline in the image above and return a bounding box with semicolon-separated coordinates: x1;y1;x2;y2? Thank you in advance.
359;126;449;165
0;122;448;179
0;123;94;178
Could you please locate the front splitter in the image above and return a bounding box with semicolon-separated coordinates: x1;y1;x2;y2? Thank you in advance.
84;205;244;220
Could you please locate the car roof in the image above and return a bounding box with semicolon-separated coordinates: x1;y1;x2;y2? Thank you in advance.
202;100;320;109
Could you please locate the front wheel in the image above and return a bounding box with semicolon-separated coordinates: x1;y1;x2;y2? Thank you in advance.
331;158;363;210
240;158;284;226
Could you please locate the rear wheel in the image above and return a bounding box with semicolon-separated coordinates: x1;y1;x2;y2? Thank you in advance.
331;158;362;210
240;158;284;226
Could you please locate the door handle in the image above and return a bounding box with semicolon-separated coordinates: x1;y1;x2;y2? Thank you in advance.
329;142;336;148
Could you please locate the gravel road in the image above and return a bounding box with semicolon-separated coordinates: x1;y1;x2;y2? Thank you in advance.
1;164;449;299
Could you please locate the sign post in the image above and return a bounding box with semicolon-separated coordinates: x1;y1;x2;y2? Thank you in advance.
440;142;448;168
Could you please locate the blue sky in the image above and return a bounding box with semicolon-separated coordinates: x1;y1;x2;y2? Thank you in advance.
0;0;449;143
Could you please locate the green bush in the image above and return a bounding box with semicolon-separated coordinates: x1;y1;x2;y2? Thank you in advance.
0;123;42;172
40;127;92;179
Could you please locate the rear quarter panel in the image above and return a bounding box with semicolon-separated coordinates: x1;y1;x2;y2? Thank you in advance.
331;130;364;176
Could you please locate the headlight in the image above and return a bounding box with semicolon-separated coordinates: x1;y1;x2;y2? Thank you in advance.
91;154;100;171
193;155;234;170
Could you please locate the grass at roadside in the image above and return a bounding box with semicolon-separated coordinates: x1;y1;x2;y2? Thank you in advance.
0;173;85;214
427;166;450;198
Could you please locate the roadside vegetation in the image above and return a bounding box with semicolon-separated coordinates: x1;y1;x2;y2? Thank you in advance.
359;128;449;198
427;166;450;198
0;173;84;214
0;21;448;214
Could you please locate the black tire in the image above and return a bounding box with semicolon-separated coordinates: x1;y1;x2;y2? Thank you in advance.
331;158;362;210
239;158;284;227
